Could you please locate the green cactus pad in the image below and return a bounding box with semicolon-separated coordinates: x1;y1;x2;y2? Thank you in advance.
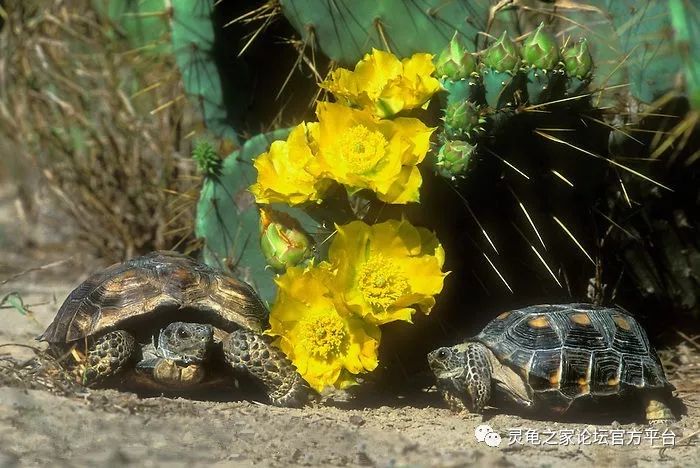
195;129;293;303
170;0;250;143
481;69;522;109
93;0;171;54
525;68;566;105
669;0;700;110
559;0;685;104
279;0;517;64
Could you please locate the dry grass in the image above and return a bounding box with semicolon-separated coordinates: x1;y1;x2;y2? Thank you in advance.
0;0;199;263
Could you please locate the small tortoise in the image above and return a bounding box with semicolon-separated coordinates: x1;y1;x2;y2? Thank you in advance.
428;303;676;423
38;251;307;407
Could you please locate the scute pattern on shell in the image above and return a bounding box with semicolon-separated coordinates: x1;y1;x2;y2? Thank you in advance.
39;251;269;343
476;303;671;411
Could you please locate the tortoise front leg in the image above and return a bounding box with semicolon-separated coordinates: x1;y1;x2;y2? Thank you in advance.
83;330;136;385
222;329;309;407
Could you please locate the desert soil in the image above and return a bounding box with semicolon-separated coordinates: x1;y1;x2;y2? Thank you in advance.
0;187;699;467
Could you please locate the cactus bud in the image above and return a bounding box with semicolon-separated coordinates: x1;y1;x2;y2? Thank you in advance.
562;38;592;79
444;100;481;139
435;33;477;80
436;140;476;179
482;31;520;73
192;139;222;177
259;207;313;272
522;23;560;70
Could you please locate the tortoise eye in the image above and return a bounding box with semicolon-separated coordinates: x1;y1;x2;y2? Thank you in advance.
437;348;449;360
177;328;191;339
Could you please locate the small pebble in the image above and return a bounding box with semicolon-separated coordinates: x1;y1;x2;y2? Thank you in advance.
349;415;365;426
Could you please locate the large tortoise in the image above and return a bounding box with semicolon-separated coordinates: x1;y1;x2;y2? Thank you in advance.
38;251;308;407
428;303;677;423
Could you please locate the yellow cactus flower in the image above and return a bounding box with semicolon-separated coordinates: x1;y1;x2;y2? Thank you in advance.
310;102;434;204
267;263;380;392
249;122;327;205
322;49;441;118
329;219;447;325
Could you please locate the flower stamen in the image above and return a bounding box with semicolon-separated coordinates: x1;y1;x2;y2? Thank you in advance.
331;125;388;175
298;312;348;360
357;254;409;310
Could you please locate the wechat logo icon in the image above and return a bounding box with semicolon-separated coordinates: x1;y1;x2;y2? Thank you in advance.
475;424;502;448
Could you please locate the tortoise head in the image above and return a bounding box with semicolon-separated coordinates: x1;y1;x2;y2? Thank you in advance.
157;322;214;364
427;342;492;413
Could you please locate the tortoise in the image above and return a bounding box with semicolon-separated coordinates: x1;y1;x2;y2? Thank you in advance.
38;251;308;407
427;303;677;423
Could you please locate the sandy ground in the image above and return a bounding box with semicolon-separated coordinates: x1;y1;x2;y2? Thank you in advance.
0;188;699;467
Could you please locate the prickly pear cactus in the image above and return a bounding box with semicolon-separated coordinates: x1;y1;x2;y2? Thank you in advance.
194;130;333;303
279;0;516;65
92;0;171;54
169;0;250;144
194;129;292;302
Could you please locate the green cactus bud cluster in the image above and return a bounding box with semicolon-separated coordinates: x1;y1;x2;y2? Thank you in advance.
259;208;314;272
435;34;477;80
435;140;477;179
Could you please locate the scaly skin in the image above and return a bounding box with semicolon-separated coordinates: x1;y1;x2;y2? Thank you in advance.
223;329;309;407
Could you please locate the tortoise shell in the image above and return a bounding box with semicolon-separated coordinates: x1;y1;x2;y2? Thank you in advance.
476;303;671;410
39;251;268;344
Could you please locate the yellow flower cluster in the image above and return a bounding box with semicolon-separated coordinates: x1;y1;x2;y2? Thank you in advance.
267;219;447;392
321;49;441;118
249;49;439;206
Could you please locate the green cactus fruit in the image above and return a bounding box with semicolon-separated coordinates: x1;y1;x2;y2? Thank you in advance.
192;139;222;177
522;23;560;70
259;207;314;272
435;140;477;179
444;101;482;140
435;34;477;80
483;32;520;73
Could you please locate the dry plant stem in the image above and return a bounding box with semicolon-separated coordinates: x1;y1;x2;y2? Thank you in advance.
0;0;198;263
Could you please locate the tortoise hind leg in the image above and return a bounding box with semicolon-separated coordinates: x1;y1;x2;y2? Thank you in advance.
645;396;676;425
223;329;309;407
83;330;136;385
